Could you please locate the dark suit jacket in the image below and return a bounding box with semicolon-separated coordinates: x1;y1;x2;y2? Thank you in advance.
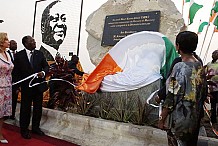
7;50;19;90
39;46;55;61
13;49;49;93
7;50;14;63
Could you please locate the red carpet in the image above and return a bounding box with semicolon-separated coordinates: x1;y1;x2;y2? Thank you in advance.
2;123;79;146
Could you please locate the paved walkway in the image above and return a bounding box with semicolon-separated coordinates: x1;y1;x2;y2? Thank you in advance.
198;136;218;146
2;122;78;146
197;126;218;146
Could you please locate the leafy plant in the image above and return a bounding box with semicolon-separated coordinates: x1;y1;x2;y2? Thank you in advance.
107;94;136;122
47;86;78;112
76;92;100;115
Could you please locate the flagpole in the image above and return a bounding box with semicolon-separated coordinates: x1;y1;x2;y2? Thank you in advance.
200;0;216;56
199;23;210;56
203;29;215;63
188;0;193;25
77;0;84;56
182;0;184;16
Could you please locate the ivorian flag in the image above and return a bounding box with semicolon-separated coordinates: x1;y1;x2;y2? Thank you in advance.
210;1;218;31
189;1;203;24
76;31;178;93
198;21;208;33
183;0;191;5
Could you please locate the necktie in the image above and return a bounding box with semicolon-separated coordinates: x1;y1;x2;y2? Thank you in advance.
30;51;34;68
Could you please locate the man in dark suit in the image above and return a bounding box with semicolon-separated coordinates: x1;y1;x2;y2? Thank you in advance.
7;40;17;62
7;40;19;120
13;36;49;139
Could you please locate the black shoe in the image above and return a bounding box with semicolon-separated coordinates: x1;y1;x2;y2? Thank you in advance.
21;129;31;139
32;129;45;136
4;116;10;120
9;116;15;120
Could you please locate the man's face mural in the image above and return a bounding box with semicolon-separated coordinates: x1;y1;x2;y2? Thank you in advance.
41;1;67;50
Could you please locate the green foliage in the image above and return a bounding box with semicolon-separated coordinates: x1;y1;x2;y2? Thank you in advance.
46;80;160;127
76;93;100;115
107;95;136;122
75;91;157;126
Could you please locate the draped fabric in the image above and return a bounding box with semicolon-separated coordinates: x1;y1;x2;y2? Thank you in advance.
77;31;178;93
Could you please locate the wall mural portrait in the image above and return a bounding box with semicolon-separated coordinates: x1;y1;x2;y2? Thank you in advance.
33;0;81;61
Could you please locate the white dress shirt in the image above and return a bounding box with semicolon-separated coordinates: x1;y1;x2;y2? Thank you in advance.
25;49;34;62
25;48;45;77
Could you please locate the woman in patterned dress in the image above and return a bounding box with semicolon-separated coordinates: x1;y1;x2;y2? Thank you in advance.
0;32;13;144
158;31;207;146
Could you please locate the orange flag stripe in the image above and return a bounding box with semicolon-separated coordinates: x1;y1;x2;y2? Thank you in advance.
210;12;216;22
76;54;122;93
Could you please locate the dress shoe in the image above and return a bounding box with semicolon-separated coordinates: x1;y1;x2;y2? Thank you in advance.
9;116;15;120
0;139;8;144
3;116;10;120
21;129;31;139
32;129;45;136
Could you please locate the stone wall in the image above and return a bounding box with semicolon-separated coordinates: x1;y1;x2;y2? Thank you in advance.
40;108;168;146
7;104;218;146
10;103;168;146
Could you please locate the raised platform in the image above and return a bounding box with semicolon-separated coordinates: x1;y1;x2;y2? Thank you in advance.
6;103;218;146
8;103;167;146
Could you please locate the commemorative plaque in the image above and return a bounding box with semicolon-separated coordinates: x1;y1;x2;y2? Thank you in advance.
101;11;160;46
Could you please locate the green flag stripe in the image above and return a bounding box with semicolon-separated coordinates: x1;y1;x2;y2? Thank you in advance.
214;16;218;29
212;1;218;13
189;3;203;24
211;1;218;29
186;0;190;2
198;22;208;33
160;37;179;81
